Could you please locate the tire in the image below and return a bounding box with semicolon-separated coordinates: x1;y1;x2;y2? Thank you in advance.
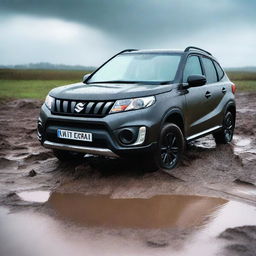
157;123;185;170
213;111;235;144
53;149;85;162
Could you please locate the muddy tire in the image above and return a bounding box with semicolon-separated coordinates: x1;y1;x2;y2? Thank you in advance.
53;149;85;161
213;111;235;144
157;123;185;170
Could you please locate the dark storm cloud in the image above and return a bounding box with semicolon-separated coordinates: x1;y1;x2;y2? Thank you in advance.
1;0;255;45
0;0;256;66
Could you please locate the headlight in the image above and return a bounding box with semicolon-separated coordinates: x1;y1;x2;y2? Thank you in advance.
45;95;54;110
110;96;155;114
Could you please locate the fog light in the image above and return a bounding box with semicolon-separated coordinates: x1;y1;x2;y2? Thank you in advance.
119;129;136;144
133;126;146;145
37;121;43;139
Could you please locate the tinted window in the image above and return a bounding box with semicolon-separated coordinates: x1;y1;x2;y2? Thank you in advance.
183;56;202;83
202;57;218;83
214;61;224;80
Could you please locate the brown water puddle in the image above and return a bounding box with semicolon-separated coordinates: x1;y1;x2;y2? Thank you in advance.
46;193;227;229
2;193;256;256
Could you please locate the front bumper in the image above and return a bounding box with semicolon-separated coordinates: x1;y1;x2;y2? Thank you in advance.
43;140;119;157
38;104;159;157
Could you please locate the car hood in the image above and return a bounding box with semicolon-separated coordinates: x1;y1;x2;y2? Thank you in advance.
49;82;174;101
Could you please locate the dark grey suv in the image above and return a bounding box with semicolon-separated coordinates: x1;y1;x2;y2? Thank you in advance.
38;46;236;170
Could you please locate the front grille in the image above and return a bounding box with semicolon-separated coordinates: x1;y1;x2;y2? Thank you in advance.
52;99;115;117
46;120;107;130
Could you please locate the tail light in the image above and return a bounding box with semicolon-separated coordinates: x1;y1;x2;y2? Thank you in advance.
231;84;236;94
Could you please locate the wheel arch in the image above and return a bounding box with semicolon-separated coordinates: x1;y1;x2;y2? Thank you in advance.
161;108;185;134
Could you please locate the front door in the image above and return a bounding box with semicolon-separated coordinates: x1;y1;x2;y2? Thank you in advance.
182;55;211;137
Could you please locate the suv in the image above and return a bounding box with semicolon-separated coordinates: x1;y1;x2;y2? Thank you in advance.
38;46;236;170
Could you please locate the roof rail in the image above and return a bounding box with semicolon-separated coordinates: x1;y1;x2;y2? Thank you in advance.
119;49;138;54
184;46;212;56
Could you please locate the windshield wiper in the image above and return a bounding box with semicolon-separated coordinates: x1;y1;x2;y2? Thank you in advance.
88;80;138;84
87;80;171;85
159;81;172;85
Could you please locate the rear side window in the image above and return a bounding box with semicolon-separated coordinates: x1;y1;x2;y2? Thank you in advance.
202;57;218;83
183;56;203;83
213;61;225;80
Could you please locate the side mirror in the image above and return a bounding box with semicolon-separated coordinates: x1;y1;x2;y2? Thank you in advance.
82;73;91;83
187;75;206;87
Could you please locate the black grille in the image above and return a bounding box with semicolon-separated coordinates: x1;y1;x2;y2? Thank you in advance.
52;99;115;117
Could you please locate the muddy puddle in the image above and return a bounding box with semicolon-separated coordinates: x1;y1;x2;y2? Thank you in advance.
1;193;256;256
46;193;227;229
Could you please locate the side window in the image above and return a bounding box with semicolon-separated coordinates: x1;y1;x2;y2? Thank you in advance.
202;57;218;83
213;61;224;80
183;56;203;83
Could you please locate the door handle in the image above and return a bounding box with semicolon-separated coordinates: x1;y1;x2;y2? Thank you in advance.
222;87;227;93
205;91;211;98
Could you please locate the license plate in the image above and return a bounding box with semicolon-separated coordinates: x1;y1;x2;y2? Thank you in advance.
57;129;92;142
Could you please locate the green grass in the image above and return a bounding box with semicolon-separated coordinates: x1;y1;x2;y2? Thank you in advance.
0;80;78;100
233;80;256;92
0;69;255;100
0;69;88;100
227;72;256;81
0;69;86;80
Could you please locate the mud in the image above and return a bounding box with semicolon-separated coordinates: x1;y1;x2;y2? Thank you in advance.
0;93;256;256
219;226;256;256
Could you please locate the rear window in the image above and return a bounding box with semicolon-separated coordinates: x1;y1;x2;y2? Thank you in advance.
202;57;218;83
213;61;225;80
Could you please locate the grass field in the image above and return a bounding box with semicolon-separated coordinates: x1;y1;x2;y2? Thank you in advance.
0;69;255;100
0;80;78;99
0;69;89;100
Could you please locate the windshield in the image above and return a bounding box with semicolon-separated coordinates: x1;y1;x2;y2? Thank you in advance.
87;53;181;84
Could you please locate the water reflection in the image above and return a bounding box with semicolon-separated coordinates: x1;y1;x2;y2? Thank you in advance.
47;193;227;229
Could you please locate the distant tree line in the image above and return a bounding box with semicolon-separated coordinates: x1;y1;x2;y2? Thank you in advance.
0;62;96;71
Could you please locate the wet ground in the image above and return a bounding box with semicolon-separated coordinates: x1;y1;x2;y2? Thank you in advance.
0;92;256;256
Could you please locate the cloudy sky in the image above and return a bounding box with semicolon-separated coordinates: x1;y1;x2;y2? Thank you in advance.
0;0;255;67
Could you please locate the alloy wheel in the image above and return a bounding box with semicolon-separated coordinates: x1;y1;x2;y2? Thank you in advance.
223;112;234;142
160;132;179;169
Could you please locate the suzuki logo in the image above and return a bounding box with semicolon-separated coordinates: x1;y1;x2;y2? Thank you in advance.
75;102;85;113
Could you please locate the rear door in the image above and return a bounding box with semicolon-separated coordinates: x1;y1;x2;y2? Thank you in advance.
200;57;224;129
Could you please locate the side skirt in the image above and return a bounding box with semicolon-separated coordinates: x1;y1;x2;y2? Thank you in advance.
186;125;222;142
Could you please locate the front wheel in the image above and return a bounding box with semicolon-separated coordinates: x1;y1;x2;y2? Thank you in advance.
157;123;185;170
213;111;235;144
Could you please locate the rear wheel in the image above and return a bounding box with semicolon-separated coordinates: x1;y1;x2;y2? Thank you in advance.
157;123;185;170
53;149;85;162
213;111;235;144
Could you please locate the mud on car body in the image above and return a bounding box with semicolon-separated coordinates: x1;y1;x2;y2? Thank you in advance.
38;46;236;170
